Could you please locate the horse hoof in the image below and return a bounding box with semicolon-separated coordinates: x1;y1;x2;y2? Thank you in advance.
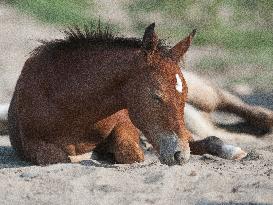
221;145;247;160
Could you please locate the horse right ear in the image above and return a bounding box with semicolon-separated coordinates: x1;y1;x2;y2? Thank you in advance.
142;23;158;53
170;29;196;62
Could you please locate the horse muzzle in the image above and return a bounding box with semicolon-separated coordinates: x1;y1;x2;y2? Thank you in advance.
158;133;190;166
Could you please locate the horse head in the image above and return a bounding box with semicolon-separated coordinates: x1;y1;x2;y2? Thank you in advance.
123;23;196;165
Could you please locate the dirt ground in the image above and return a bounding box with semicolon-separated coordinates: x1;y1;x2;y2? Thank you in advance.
0;4;273;205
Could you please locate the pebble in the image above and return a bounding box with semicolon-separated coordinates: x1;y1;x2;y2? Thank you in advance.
19;172;38;181
189;170;197;176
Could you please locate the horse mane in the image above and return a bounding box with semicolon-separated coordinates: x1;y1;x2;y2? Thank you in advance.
31;25;169;57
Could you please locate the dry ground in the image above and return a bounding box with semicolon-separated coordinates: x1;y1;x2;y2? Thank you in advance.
0;4;272;205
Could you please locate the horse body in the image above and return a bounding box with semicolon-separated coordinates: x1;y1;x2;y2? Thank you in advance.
8;24;251;165
9;46;144;163
17;47;136;122
9;24;194;165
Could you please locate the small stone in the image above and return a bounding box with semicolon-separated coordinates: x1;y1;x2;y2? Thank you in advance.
241;150;261;161
201;154;220;161
264;169;273;177
231;187;238;193
189;170;197;176
19;172;38;181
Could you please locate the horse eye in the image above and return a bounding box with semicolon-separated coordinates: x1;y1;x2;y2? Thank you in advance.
152;92;164;103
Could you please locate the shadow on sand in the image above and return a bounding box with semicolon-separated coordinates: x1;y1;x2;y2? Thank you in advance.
0;145;31;168
241;92;273;110
215;91;273;136
216;121;271;136
196;200;272;205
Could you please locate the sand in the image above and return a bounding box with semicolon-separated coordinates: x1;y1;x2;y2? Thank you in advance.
0;4;273;205
1;134;273;205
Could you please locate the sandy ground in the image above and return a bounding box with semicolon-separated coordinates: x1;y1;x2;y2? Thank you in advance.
0;5;61;104
0;134;273;205
0;4;273;205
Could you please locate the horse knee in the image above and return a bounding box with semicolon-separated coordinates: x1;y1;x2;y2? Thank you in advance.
23;139;70;165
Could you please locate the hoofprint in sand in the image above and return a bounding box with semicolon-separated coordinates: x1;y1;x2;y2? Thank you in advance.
0;4;273;205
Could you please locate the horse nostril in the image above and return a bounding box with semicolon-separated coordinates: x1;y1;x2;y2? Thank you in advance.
174;151;182;162
174;151;189;164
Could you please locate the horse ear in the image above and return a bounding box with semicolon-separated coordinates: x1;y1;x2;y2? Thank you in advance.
170;29;196;62
142;23;158;52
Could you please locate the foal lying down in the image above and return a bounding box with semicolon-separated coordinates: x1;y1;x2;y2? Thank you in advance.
5;24;273;165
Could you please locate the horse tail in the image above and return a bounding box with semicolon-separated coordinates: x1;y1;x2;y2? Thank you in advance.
0;103;9;135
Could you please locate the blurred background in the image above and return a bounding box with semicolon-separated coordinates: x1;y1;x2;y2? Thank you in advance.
0;0;272;106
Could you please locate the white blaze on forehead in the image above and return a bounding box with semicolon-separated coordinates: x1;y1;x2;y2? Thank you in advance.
175;74;183;93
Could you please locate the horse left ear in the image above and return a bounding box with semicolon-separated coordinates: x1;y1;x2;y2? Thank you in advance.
142;23;158;53
170;29;196;62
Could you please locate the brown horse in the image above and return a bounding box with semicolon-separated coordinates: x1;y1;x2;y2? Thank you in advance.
8;23;246;165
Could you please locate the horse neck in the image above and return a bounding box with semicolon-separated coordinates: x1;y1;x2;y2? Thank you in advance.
51;47;139;120
84;47;139;92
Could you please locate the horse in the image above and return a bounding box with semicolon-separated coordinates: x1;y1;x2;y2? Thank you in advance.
7;23;250;165
183;71;273;137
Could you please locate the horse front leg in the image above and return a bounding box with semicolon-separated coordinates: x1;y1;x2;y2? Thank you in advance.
21;137;70;165
109;122;144;164
189;135;247;160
